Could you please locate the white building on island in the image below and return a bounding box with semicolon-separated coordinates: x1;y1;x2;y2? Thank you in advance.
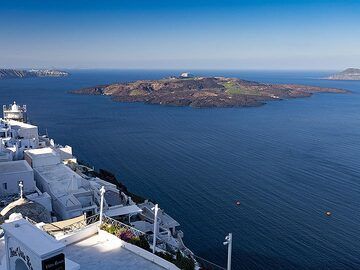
180;72;194;78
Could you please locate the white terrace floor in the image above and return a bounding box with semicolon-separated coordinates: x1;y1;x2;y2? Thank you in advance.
0;238;5;270
66;233;165;270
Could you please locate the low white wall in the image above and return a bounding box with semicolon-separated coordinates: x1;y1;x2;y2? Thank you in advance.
57;223;99;246
99;230;180;270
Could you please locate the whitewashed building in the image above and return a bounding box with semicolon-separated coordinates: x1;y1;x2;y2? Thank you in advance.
2;102;27;123
34;163;97;220
24;147;61;168
0;160;35;199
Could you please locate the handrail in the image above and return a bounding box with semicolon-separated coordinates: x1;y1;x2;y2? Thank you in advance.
24;216;37;225
193;254;226;270
102;215;145;237
46;214;100;236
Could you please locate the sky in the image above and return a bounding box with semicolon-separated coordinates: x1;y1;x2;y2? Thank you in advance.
0;0;359;70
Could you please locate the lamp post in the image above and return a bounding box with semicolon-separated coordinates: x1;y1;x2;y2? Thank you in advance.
18;181;24;199
99;186;105;226
152;204;159;254
223;233;232;270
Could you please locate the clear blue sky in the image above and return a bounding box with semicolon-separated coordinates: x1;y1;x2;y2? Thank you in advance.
1;0;359;70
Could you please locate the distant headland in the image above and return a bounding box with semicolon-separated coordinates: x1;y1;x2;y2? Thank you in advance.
327;68;360;80
70;74;347;108
0;69;69;79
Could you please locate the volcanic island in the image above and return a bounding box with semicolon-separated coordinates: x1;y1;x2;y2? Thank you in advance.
70;74;347;108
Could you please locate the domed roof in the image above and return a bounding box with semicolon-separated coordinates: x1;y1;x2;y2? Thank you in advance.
0;198;51;223
11;101;19;111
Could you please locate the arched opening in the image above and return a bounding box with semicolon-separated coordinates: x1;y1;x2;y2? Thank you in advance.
15;258;29;270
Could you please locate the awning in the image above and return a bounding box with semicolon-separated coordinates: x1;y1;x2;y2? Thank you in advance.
105;204;142;217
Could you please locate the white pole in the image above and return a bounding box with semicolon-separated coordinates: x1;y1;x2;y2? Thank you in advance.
99;186;105;227
223;233;232;270
152;204;159;254
19;181;24;199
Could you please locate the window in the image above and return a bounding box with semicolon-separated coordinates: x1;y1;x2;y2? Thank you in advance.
2;183;7;190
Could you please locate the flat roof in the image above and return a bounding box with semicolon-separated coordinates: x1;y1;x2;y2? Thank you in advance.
35;164;91;208
105;204;142;217
25;147;59;159
8;120;37;129
66;233;165;270
140;202;180;228
0;160;33;175
35;164;84;187
1;219;64;258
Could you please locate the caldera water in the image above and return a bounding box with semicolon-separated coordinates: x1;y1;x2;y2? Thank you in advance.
1;70;359;269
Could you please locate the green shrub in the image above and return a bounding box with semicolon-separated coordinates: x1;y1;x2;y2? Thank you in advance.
155;251;195;270
130;235;151;251
175;251;195;270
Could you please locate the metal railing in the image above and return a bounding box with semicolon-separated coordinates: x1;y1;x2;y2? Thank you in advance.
193;255;226;270
61;214;100;234
41;213;225;270
24;216;37;225
101;215;146;238
44;214;100;236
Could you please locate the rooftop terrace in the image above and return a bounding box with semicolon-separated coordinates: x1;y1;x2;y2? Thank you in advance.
66;233;165;270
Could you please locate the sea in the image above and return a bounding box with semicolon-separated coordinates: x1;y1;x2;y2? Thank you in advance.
0;70;359;270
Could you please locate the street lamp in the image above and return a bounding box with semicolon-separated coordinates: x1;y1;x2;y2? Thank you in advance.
223;233;232;270
151;204;159;254
18;181;24;199
99;186;105;226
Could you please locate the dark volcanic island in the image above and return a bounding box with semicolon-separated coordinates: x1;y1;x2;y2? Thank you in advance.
70;76;347;108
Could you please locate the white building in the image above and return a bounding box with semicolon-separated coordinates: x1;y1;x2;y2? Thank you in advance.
34;163;97;220
24;147;61;168
2;102;27;123
0;119;39;161
0;161;35;199
180;72;194;78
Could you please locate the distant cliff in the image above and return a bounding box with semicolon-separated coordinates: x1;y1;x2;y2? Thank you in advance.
0;69;69;79
327;68;360;80
70;76;347;108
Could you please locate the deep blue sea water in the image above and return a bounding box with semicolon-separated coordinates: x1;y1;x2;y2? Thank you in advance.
0;70;360;270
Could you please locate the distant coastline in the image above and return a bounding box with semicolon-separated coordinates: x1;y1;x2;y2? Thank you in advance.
0;69;69;79
70;74;347;108
326;68;360;80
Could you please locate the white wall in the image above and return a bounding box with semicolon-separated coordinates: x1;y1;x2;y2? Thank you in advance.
0;170;35;198
25;152;61;168
15;126;38;141
27;192;53;212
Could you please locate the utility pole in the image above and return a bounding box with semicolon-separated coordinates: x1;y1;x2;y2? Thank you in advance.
152;204;159;254
99;186;105;226
223;233;232;270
